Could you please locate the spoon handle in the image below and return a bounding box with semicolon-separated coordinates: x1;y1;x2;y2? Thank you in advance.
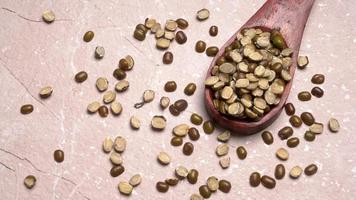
245;0;315;48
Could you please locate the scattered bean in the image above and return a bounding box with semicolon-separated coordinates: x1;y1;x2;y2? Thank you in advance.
217;130;231;142
304;164;318;176
176;18;189;29
110;101;123;115
284;103;295;116
110;165;125;177
304;131;315;141
53;149;64;163
190;113;203;125
276;148;289;161
183;142;194;156
216;144;229;156
261;175;276;189
203;120;215;134
289;115;302;127
98;105;109;117
286;137;300;148
196;8;210;21
20;104;34;114
113;69;126;80
261;131;273;145
301;112;315;126
95;46;105;59
289;166;303;179
175;31;187;44
157;151;171;165
96;77;108;92
311;86;324;98
199;185;211;198
187;169;199;184
298;91;312;101
195;40;206;53
309;122;323;134
118;181;133;195
160;96;170;109
218;180;231;193
130;116;141;129
165;178;179;186
156;181;169;193
171;136;183;146
42;10;55;23
297;56;309;69
209;25;218;37
219;156;230;169
129;174;142;187
249;172;261;187
206;46;219;57
328;118;340;133
102;136;113;153
311;74;325;84
278;126;293;140
274;164;285;180
151;115;166;130
83;31;94;42
24;175;36;189
207;176;219;191
163;51;174;64
164;81;177;92
184;83;197;96
236;146;247;160
75;71;88;83
39;86;53;98
175;166;189;179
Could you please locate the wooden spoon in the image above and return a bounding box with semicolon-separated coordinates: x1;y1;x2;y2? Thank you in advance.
204;0;315;135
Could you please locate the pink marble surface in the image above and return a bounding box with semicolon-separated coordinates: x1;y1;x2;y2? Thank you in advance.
0;0;355;199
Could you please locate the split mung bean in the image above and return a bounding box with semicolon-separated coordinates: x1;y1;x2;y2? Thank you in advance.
39;86;53;98
102;136;113;153
196;8;210;21
207;176;219;192
95;46;105;59
297;56;309;69
129;174;142;187
96;77;108;92
24;175;36;189
110;101;123;115
87;101;100;113
160;96;170;109
219;156;230;169
175;166;189;179
157;151;171;165
276;148;289;161
42;10;55;23
328;118;340;132
118;181;133;195
205;28;292;120
217;130;230;142
289;166;303;179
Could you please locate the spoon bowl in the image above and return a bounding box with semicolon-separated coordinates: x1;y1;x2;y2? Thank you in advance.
204;0;315;135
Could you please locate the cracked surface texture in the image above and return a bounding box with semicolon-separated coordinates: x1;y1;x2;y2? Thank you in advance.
0;0;356;199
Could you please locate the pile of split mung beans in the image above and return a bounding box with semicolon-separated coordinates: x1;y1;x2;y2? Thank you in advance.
17;7;341;199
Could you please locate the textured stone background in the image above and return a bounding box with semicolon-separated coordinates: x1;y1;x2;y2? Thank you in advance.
0;0;355;199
